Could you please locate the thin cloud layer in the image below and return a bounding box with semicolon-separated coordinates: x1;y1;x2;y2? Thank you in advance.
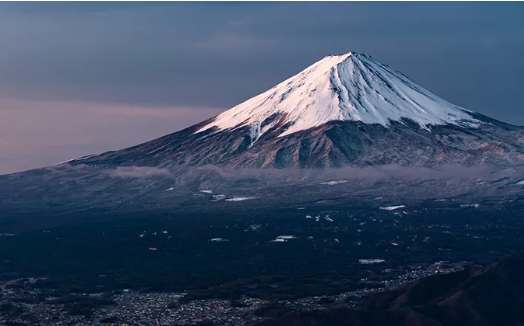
107;166;172;179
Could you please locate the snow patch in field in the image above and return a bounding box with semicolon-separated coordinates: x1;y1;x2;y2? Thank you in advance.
225;196;256;202
200;189;213;194
271;235;297;243
460;204;479;208
359;259;385;264
209;238;228;242
212;194;226;201
320;180;348;186
379;205;406;211
246;224;261;232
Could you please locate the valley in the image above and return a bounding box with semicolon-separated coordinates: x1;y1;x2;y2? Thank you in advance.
0;197;523;324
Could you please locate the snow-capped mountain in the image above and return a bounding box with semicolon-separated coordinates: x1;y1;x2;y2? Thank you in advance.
198;52;479;139
2;52;524;218
69;52;524;169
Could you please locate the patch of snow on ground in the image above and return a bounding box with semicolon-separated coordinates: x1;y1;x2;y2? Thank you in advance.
277;235;297;240
359;259;385;264
271;235;298;242
209;238;228;242
225;197;256;202
165;187;174;191
200;190;213;194
247;224;261;232
460;204;480;208
379;205;406;211
212;194;226;201
320;180;348;186
324;216;334;222
517;179;524;185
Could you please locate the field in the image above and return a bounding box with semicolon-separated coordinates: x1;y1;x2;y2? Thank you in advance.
0;200;522;302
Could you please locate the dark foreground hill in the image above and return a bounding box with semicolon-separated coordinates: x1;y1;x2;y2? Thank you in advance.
255;252;524;326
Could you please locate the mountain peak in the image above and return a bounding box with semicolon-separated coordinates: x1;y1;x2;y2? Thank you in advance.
197;52;480;140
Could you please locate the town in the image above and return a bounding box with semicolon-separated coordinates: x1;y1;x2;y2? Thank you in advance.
0;260;469;326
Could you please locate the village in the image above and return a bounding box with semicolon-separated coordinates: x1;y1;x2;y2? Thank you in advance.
0;260;469;325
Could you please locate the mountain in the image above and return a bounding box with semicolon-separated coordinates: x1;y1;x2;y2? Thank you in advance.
255;252;524;326
2;52;524;223
68;52;524;169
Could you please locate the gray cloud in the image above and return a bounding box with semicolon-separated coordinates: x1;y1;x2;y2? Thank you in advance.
194;164;503;183
107;166;172;179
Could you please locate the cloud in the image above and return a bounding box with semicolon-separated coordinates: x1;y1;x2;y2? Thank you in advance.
320;164;498;180
106;166;172;178
194;164;500;182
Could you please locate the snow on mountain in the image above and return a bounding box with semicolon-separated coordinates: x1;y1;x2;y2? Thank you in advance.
54;51;524;170
197;52;480;141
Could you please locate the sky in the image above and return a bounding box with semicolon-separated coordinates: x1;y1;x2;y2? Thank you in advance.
0;2;523;174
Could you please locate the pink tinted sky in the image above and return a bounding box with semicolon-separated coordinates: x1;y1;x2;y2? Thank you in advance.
0;99;222;174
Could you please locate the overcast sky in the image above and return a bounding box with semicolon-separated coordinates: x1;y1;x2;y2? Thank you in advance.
0;2;523;174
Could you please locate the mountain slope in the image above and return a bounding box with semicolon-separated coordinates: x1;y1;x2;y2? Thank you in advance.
66;52;524;169
255;252;524;326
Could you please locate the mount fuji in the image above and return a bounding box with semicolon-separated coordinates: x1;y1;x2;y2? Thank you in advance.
4;51;524;324
2;52;524;223
69;52;524;169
